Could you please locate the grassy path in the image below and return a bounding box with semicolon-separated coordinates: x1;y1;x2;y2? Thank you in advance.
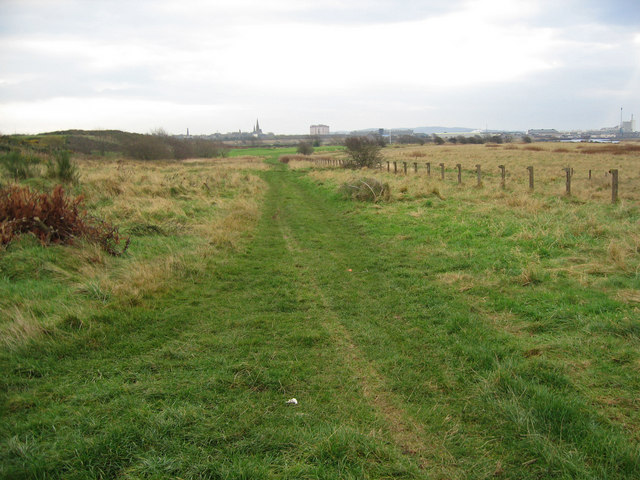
2;161;639;478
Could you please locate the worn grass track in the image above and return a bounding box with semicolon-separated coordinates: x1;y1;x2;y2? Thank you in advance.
2;159;639;478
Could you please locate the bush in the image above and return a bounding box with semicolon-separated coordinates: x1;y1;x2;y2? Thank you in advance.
344;136;383;169
167;137;194;160
191;139;228;158
339;178;390;202
0;151;41;179
297;141;314;155
0;184;129;255
125;134;172;160
47;150;79;183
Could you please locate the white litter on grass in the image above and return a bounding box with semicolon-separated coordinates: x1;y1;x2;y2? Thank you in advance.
286;398;298;406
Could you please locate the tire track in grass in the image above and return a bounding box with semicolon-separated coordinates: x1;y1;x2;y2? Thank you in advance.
268;168;458;473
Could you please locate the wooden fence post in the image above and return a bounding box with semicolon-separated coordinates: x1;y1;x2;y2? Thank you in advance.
440;163;445;180
527;166;534;190
414;162;418;174
476;164;482;187
403;162;407;175
564;167;571;195
393;161;397;174
610;169;619;203
589;169;592;180
498;165;506;189
456;164;462;184
387;161;390;172
426;162;431;177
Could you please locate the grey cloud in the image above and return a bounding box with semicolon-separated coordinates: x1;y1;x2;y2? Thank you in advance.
283;0;466;25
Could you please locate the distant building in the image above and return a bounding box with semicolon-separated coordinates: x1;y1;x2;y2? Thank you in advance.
253;119;263;136
621;115;636;133
528;128;559;136
310;124;329;135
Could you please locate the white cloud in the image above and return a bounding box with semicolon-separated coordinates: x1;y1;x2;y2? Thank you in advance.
0;0;639;133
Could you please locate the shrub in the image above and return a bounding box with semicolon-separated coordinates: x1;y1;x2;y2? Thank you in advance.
191;139;228;158
0;151;41;179
125;134;172;160
0;184;129;256
47;150;79;183
344;136;383;169
167;137;194;160
339;178;390;202
297;141;314;155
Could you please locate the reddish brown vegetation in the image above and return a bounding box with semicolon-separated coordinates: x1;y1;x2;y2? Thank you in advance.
0;184;129;255
578;143;640;155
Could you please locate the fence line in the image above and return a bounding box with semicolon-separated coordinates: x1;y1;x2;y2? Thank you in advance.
307;157;621;203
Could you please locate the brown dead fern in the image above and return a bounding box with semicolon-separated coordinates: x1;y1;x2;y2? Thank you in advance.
0;184;129;256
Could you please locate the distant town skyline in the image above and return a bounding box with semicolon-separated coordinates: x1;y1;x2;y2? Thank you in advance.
1;0;639;135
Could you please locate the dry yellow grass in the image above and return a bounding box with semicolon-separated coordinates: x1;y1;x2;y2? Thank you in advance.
288;151;344;170
0;308;51;350
304;142;640;292
1;155;268;346
0;152;269;348
77;157;267;305
383;142;640;203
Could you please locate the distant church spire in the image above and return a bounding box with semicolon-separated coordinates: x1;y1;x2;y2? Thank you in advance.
253;118;262;135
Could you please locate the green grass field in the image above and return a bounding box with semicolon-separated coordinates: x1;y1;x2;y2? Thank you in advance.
1;145;639;478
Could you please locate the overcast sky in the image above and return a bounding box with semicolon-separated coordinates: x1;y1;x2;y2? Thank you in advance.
1;0;639;135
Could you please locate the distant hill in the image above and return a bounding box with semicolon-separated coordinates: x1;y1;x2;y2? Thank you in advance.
7;129;228;160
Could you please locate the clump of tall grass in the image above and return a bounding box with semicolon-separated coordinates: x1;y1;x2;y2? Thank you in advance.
519;262;547;286
0;307;49;350
0;150;41;179
339;178;390;202
522;145;544;151
47;150;79;184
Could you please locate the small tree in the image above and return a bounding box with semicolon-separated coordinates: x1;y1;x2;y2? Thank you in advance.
297;141;314;155
344;136;383;169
